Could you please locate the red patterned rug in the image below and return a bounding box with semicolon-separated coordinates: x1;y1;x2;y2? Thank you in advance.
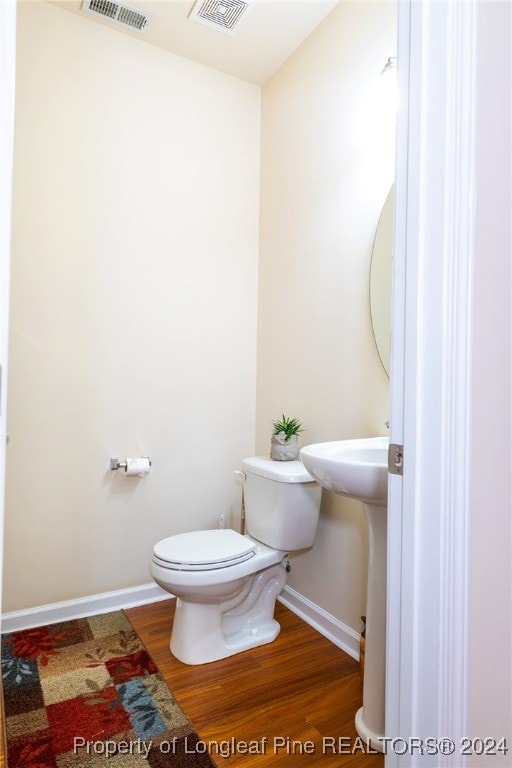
1;611;215;767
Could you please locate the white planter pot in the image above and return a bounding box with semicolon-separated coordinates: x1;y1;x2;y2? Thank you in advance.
270;433;299;461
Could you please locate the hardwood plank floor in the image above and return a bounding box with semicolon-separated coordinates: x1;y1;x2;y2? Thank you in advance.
125;599;384;767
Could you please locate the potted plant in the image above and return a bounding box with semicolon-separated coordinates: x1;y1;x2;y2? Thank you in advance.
270;415;304;461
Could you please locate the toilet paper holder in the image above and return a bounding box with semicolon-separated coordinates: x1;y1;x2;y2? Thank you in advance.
110;456;151;471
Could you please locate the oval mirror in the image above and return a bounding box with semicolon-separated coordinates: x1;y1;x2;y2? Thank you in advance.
370;185;394;377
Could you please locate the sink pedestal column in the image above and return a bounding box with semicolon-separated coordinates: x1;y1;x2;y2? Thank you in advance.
298;437;389;752
355;503;387;752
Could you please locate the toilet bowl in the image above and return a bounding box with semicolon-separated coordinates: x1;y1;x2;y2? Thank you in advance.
150;457;321;665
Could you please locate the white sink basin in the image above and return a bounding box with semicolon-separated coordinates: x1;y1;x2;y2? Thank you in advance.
300;436;388;506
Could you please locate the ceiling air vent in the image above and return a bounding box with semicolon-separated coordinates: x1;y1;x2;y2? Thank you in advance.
82;0;152;33
188;0;254;37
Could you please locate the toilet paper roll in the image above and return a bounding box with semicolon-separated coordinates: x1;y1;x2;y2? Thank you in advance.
125;457;151;477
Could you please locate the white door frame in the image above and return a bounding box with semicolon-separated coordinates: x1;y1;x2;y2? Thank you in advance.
386;0;478;764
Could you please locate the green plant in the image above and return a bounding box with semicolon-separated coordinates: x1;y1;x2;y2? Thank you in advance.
271;415;304;442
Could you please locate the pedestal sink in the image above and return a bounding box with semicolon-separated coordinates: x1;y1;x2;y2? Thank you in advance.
300;436;388;752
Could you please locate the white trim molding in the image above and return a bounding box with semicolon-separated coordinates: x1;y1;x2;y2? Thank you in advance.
278;585;360;660
1;581;360;665
1;583;169;634
387;0;477;764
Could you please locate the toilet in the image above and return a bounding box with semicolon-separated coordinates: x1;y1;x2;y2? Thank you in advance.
150;456;322;665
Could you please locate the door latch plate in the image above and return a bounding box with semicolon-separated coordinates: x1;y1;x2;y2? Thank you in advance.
388;443;404;475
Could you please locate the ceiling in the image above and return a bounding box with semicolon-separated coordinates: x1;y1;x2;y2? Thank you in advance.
49;0;340;85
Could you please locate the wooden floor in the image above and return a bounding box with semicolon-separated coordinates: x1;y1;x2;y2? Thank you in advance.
0;599;383;767
125;599;384;768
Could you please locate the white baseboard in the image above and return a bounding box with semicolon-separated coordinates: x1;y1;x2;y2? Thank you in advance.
2;582;360;662
1;583;170;634
278;585;360;660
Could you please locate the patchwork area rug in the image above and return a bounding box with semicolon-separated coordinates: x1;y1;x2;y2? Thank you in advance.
1;611;215;767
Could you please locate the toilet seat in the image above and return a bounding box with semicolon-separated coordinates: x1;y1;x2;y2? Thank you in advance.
153;529;256;572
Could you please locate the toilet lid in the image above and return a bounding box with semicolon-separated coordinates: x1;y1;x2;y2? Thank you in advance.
153;529;256;571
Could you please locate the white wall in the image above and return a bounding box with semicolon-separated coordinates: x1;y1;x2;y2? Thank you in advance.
5;1;396;635
3;1;260;612
257;2;395;631
0;0;17;619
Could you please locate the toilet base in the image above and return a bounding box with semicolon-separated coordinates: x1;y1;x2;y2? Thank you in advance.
170;563;287;664
171;613;281;665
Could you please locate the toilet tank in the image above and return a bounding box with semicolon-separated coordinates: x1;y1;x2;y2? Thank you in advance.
241;457;322;551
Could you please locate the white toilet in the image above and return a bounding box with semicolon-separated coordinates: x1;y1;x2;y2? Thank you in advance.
150;457;321;665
